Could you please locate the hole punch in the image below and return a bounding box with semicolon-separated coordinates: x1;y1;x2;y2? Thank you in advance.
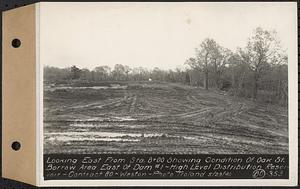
11;38;21;48
11;141;21;151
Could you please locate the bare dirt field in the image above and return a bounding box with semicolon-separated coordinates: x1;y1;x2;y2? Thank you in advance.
44;81;288;154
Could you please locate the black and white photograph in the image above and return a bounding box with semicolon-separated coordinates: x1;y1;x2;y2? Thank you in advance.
0;1;297;187
41;3;294;156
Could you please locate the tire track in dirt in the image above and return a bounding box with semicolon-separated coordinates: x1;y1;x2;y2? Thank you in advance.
68;98;125;110
146;97;183;114
175;107;213;118
187;95;217;107
129;95;137;113
44;82;288;154
179;92;229;122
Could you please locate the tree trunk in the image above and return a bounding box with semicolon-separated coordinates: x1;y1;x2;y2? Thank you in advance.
204;71;208;90
204;53;209;90
252;74;258;99
237;71;245;97
231;71;235;88
215;72;221;89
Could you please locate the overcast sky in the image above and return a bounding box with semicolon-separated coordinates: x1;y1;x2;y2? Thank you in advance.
40;2;297;70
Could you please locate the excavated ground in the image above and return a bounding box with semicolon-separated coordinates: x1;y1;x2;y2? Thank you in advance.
44;81;288;154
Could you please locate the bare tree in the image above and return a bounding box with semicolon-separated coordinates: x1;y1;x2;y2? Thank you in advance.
94;66;111;80
70;65;81;80
185;57;200;86
112;64;126;80
186;38;226;89
241;27;286;99
196;39;219;89
211;47;232;88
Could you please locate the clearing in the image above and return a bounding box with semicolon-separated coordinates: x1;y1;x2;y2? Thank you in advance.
44;81;288;154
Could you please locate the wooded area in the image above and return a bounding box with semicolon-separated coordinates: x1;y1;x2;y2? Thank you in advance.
44;27;288;106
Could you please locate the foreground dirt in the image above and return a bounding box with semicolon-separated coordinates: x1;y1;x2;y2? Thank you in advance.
44;81;288;154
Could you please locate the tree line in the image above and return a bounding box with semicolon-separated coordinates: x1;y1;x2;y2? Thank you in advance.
44;27;288;105
44;64;188;84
